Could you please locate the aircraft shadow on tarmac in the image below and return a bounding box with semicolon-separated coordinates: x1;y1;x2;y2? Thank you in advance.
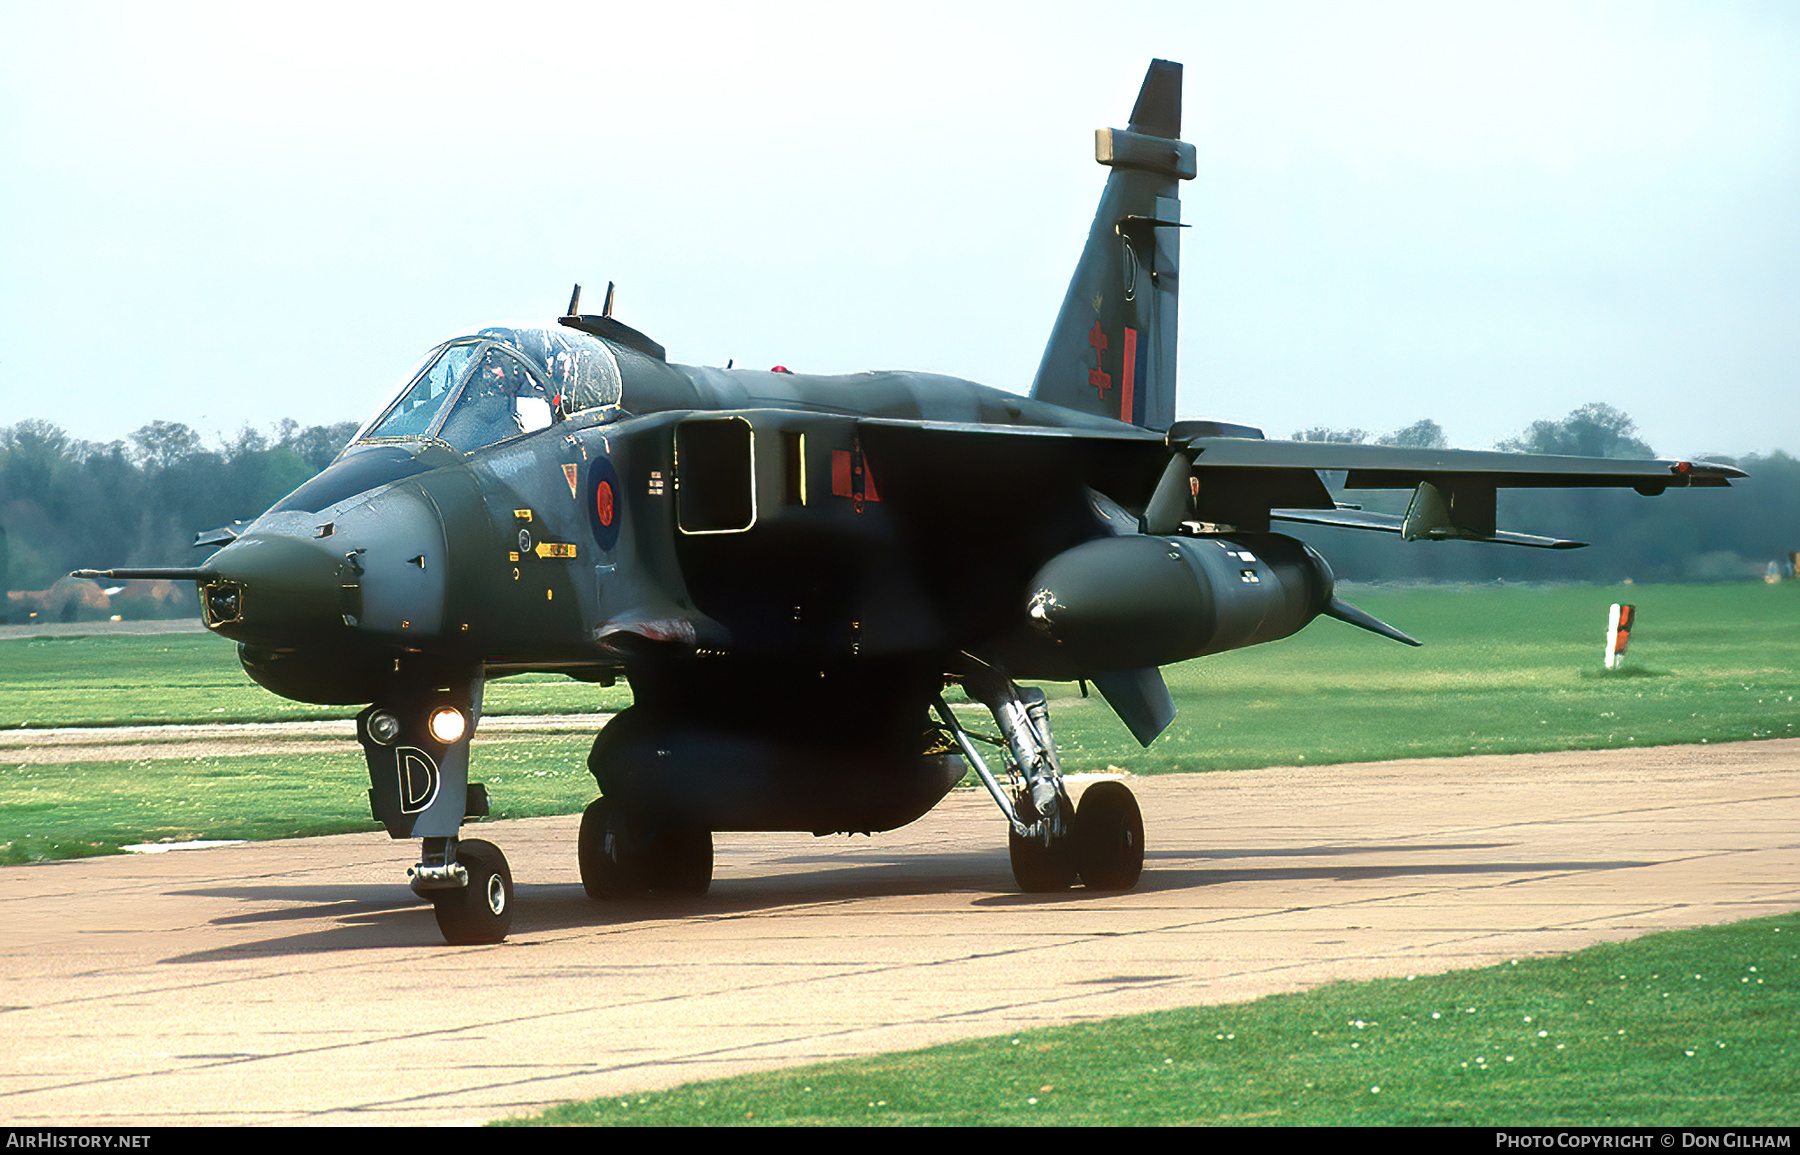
158;850;1010;961
156;842;1655;964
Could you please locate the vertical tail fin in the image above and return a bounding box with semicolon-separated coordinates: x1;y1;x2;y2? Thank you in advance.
1029;59;1195;431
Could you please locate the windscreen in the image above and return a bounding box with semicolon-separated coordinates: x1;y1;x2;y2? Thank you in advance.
359;342;482;442
357;326;625;451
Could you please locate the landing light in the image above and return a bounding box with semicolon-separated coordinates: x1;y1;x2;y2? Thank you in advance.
428;706;467;745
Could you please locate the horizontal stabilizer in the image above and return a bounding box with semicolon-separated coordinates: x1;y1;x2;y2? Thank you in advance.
1180;437;1743;491
1090;667;1177;746
1271;507;1585;549
1323;597;1422;647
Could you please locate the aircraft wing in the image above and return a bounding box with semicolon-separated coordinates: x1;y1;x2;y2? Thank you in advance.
857;419;1743;550
851;418;1740;740
857;416;1162;447
1174;435;1742;547
857;420;1741;497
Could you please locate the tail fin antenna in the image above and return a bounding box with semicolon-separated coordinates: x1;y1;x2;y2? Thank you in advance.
1030;59;1195;430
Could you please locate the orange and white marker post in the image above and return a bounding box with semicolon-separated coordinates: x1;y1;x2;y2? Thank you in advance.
1605;603;1636;669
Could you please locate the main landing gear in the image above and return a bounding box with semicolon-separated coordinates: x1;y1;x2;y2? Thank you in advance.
578;796;714;898
934;669;1145;893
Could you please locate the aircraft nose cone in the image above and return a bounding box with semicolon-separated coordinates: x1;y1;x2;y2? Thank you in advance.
200;530;357;645
203;484;452;646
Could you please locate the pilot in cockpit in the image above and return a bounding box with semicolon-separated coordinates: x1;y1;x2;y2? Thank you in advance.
436;349;555;451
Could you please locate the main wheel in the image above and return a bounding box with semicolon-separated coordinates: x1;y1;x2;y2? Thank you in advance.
1074;780;1144;890
579;797;645;899
648;826;713;895
432;838;514;945
1009;826;1078;891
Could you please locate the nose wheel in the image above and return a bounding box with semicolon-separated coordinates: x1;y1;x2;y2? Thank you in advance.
427;838;514;945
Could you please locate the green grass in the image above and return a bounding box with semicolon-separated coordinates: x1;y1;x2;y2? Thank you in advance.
1042;581;1800;773
0;632;628;862
0;632;634;727
0;738;602;865
4;582;1798;864
506;912;1800;1127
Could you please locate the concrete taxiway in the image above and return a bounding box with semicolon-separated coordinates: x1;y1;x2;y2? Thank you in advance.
3;739;1797;1126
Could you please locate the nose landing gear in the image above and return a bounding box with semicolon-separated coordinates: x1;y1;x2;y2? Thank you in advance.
419;837;514;945
359;678;518;945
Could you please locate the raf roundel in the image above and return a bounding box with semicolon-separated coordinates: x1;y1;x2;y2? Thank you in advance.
587;456;622;551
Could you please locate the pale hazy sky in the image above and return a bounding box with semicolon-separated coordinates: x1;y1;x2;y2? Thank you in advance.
3;0;1796;459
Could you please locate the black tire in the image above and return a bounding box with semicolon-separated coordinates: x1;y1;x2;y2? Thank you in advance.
432;838;513;945
1009;826;1078;892
1074;780;1144;890
649;826;713;895
579;797;645;899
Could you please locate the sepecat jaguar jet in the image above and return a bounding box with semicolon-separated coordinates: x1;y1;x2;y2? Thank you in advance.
80;60;1741;944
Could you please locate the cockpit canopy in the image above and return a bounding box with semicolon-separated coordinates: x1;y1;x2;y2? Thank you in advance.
355;324;623;452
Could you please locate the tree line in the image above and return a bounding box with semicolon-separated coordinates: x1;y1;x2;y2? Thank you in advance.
2;418;358;619
1;404;1795;620
1290;404;1798;585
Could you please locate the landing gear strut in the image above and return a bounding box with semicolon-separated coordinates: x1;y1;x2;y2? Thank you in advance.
935;667;1145;894
357;677;517;945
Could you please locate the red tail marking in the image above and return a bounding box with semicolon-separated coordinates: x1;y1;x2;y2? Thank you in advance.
1087;321;1111;396
1120;327;1138;423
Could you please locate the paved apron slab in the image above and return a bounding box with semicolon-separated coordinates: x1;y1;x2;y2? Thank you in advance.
4;740;1797;1125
